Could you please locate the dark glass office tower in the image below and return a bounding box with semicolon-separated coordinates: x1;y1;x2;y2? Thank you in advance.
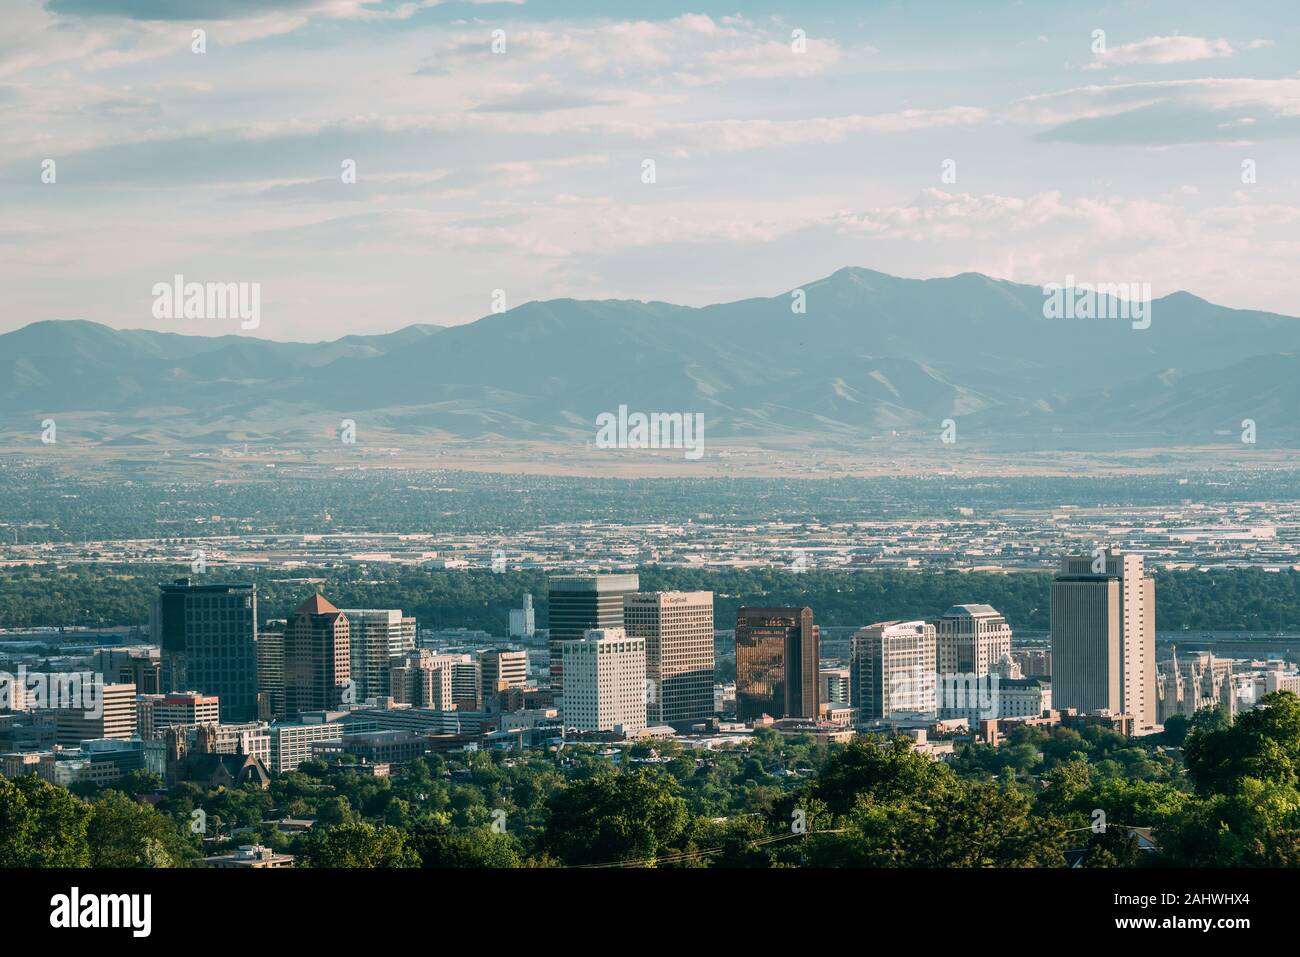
735;606;819;721
153;578;258;722
547;573;639;700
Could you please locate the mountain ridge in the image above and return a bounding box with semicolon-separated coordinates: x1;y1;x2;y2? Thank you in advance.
3;268;1297;449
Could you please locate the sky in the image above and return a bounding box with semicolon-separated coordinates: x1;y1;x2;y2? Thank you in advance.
2;0;1298;341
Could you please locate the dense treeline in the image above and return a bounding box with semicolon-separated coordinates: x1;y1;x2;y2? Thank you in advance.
4;564;1300;634
9;692;1300;868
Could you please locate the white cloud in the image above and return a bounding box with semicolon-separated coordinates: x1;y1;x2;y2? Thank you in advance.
1087;35;1234;70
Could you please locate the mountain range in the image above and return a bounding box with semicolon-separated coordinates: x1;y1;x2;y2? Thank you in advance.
3;267;1299;449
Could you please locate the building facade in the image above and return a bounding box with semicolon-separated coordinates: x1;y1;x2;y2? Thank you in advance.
480;649;529;702
153;579;258;722
547;573;640;700
850;621;937;721
936;604;1013;677
338;609;416;701
54;682;138;747
256;622;285;721
1051;551;1157;732
509;594;536;639
735;607;819;721
138;691;221;738
624;591;715;728
283;593;351;715
560;627;646;734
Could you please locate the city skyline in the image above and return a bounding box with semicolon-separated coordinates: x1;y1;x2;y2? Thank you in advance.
0;0;1295;915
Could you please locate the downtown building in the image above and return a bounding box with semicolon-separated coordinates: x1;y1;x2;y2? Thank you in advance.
269;713;345;773
256;621;285;721
936;604;1013;677
137;691;221;739
509;594;536;640
480;648;529;704
91;647;161;695
54;682;138;748
559;627;646;735
1156;647;1236;724
850;621;937;722
547;573;640;701
152;579;259;722
1050;550;1157;733
283;594;351;715
338;608;417;701
735;607;819;721
624;591;715;729
820;667;851;705
388;650;476;710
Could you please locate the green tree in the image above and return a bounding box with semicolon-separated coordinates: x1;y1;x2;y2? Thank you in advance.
542;770;689;866
0;774;91;867
810;737;955;815
297;821;419;868
87;790;195;867
1185;692;1300;794
410;824;527;868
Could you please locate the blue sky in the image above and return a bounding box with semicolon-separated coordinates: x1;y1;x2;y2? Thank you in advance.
2;0;1298;340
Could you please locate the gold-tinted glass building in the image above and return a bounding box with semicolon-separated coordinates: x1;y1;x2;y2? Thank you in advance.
735;606;819;721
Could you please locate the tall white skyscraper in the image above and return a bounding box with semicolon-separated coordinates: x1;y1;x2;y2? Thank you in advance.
1051;550;1156;732
936;604;1013;677
560;626;646;734
850;620;937;721
624;591;715;728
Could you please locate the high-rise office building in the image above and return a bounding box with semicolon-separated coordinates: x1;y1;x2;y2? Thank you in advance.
389;650;466;710
338;609;416;701
735;607;819;721
283;593;351;715
624;591;715;728
256;622;285;721
547;573;639;700
850;620;938;721
819;667;851;705
451;659;482;710
480;649;529;701
936;604;1013;677
560;627;646;734
137;691;220;738
55;682;138;747
153;579;258;722
1051;550;1156;732
509;594;536;639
